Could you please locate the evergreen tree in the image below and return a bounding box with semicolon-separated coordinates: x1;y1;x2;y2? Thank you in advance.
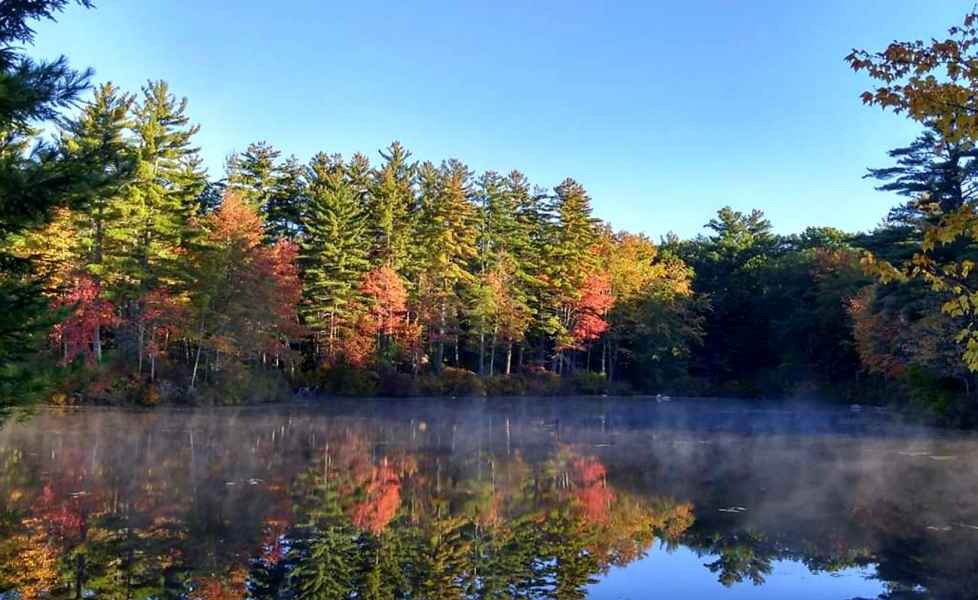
59;82;136;363
266;154;306;240
476;171;515;272
118;80;205;374
0;0;94;416
676;207;782;386
346;152;373;200
505;171;549;369
226;141;281;207
226;141;305;239
544;178;600;371
473;171;538;374
416;160;478;371
369;141;416;270
867;126;978;224
300;153;371;362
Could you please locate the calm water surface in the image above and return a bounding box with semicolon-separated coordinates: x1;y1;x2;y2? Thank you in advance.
0;399;976;599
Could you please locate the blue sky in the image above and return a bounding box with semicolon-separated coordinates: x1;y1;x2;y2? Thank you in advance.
34;1;968;239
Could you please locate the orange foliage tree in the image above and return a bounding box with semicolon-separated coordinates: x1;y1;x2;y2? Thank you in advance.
189;194;303;387
341;264;419;367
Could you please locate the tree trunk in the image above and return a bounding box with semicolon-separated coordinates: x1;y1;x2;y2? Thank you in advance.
505;343;512;375
435;301;446;373
328;311;335;363
489;328;497;377
190;318;206;389
478;331;485;376
92;206;104;364
137;322;144;376
93;305;102;364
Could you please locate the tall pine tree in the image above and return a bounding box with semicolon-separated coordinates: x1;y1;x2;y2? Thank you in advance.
545;178;599;371
416;159;479;371
300;153;371;362
118;80;205;374
59;82;136;362
369;142;417;271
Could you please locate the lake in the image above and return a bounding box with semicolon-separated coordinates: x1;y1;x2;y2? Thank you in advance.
0;399;976;599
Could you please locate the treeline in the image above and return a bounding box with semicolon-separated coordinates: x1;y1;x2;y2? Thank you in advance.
3;2;978;420
12;77;704;401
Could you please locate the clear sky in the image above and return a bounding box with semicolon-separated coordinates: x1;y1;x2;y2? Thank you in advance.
32;1;969;239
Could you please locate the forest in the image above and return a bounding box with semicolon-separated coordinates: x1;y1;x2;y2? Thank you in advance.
3;2;978;423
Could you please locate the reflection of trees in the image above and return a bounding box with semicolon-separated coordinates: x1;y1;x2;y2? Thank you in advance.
276;438;693;600
0;415;697;600
13;410;978;599
695;531;775;586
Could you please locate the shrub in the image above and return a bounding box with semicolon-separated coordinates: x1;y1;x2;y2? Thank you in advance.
485;375;529;396
378;372;418;397
567;371;608;395
520;371;562;396
418;368;485;397
322;365;380;397
140;384;161;406
194;364;293;405
900;365;961;420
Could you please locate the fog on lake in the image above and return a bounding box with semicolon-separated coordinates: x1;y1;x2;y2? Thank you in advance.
1;399;976;599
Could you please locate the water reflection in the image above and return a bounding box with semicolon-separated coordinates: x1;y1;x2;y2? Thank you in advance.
0;401;976;599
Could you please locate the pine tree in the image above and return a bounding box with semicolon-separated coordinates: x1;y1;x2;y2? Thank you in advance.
868;127;978;215
226;140;304;240
118;80;205;375
59;82;135;362
300;153;371;362
346;152;373;200
226;141;281;207
506;171;549;370
266;155;306;240
369;142;417;271
0;0;94;415
543;178;599;372
416;160;478;372
473;171;536;374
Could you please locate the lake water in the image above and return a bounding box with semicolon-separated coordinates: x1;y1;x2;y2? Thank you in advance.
0;399;976;599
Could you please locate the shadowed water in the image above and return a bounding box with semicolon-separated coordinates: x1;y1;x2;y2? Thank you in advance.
0;399;976;599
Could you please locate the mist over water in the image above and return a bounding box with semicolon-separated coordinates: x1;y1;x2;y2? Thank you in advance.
1;399;976;599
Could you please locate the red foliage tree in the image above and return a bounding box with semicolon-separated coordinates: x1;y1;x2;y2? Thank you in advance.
50;274;117;365
568;272;615;349
253;238;304;354
140;287;185;361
